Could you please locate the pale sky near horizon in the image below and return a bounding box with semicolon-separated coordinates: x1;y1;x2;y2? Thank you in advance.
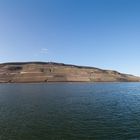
0;0;140;76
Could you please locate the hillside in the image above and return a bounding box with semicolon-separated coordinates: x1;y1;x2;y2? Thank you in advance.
0;62;139;83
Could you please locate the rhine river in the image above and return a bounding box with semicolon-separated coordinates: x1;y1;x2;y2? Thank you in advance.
0;83;140;140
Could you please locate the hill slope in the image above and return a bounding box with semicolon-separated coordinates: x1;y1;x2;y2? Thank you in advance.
0;62;139;83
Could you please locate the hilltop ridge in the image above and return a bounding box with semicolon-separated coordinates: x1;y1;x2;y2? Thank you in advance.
0;62;139;83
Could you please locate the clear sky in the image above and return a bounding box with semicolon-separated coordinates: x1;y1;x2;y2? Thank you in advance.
0;0;140;76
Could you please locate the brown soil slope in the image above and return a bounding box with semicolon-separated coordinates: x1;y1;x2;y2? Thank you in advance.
0;62;139;83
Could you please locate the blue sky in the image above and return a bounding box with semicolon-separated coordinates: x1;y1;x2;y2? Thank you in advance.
0;0;140;75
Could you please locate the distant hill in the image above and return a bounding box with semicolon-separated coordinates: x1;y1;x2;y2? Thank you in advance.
0;62;140;83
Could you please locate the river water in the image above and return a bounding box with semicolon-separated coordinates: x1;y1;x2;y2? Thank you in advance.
0;83;140;140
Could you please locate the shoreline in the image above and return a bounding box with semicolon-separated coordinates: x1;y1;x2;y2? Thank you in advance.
0;81;140;84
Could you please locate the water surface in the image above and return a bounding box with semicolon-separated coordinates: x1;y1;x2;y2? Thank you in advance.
0;83;140;140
